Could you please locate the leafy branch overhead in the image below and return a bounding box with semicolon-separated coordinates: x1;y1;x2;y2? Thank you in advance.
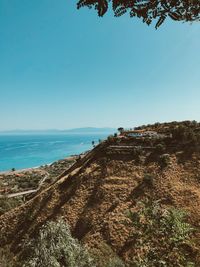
77;0;200;28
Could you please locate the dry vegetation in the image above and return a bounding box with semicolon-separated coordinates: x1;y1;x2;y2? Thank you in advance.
1;121;200;266
0;157;76;216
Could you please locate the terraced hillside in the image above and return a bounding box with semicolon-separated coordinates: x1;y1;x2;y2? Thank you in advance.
1;121;200;266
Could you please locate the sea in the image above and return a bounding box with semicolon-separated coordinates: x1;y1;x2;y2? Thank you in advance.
0;133;111;172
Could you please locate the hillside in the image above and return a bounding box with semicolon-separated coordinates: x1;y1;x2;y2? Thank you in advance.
1;121;200;266
0;156;77;216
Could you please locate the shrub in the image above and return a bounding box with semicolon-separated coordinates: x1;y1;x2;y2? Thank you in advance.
159;153;170;168
143;173;155;186
161;208;193;243
126;200;195;267
155;143;165;154
20;219;95;267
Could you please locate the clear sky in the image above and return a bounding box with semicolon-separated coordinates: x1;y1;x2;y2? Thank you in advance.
0;0;200;130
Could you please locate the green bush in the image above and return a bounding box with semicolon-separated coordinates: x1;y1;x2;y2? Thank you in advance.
161;208;193;243
126;200;195;267
21;219;95;267
159;154;170;168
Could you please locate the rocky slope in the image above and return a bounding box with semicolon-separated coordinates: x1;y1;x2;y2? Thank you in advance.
1;121;200;265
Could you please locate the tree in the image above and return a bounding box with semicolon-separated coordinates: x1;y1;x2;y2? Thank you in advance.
77;0;200;28
21;219;94;267
117;127;124;134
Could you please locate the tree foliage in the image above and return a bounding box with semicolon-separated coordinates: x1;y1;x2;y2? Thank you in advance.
20;219;94;267
77;0;200;28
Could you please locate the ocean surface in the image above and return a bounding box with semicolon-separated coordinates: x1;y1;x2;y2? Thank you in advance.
0;133;110;172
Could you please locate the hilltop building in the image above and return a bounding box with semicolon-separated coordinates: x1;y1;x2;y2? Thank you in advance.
120;129;158;138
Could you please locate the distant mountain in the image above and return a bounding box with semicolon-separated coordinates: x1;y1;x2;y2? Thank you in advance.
61;127;116;134
0;127;116;135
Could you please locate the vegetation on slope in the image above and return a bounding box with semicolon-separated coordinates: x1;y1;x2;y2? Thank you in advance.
0;121;200;266
0;157;76;215
19;219;94;267
126;200;195;266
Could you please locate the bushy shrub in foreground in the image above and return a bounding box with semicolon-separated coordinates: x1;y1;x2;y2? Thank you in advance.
21;219;95;267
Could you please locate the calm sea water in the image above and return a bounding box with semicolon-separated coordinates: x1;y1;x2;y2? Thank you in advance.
0;133;109;172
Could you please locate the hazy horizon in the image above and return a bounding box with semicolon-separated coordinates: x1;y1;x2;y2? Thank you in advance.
0;127;116;134
1;119;200;132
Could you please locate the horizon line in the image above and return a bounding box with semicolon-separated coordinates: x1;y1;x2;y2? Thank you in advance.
0;127;117;132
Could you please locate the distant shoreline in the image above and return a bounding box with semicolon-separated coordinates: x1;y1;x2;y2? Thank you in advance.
0;154;78;175
0;131;107;173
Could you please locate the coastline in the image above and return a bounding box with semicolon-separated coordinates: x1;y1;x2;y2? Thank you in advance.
0;154;79;200
0;154;79;176
0;165;43;175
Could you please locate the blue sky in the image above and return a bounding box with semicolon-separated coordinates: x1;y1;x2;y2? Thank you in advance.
0;0;200;130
